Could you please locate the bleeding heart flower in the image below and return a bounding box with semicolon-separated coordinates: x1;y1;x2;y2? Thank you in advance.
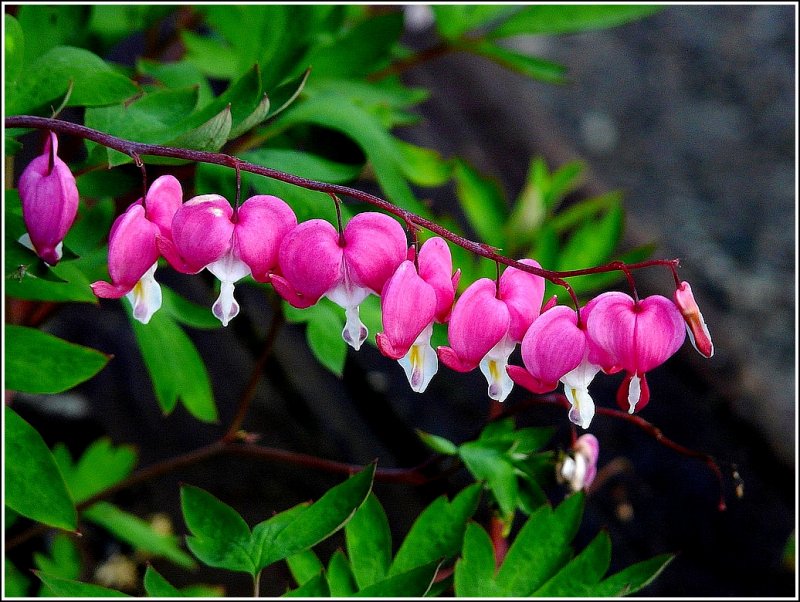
438;259;545;402
91;176;183;324
674;280;714;358
507;304;602;428
559;433;600;492
376;237;459;392
586;291;685;414
159;194;296;326
272;212;407;350
18;132;79;266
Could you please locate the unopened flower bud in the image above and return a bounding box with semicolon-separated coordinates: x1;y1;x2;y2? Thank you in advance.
559;433;600;492
674;281;714;358
18;132;79;265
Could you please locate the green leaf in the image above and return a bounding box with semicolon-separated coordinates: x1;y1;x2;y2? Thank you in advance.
265;67;311;120
5;409;75;530
250;504;308;572
4;559;30;597
128;308;218;422
181;484;255;574
33;534;81;596
470;40;567;84
143;565;181;597
4;15;24;88
394;139;453;188
590;553;674;596
453;159;508;249
88;6;172;49
9;46;139;115
286;549;324;586
33;572;130;597
283;299;347;377
5;325;109;394
488;5;662;38
346;493;392;589
53;437;137;503
431;5;518;40
532;530;612;596
283;572;330;597
454;522;502;597
268;464;376;565
415;429;458;456
16;5;86;60
84;502;194;568
355;561;440;597
181;30;240;80
459;441;519;520
327;549;358;596
556;200;624;272
64;198;116;256
167;105;232;153
390;483;481;576
495;492;585;595
161;286;222;330
137;59;214;106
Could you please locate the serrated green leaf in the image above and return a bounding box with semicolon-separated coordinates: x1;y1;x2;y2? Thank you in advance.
496;492;585;595
470;40;567;84
33;572;130;597
454;522;502;597
181;484;255;574
346;493;392;589
4;15;24;88
286;549;324;586
453;159;508;249
355;560;440;597
327;549;358;596
4;559;30;597
591;553;674;596
415;429;458;456
390;483;481;576
5;325;109;394
143;565;181;597
5;407;76;531
283;572;330;597
161;286;222;330
431;5;518;40
84;502;195;568
488;5;662;38
128;308;218;422
9;46;139;115
53;437;136;503
532;530;612;596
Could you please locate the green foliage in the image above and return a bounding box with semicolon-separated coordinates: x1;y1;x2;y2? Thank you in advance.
4;559;30;597
33;534;81;596
143;565;225;597
52;437;137;503
32;572;130;597
487;5;663;38
345;493;392;588
5;407;76;530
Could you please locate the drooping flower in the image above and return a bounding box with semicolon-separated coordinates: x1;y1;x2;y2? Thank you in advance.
674;280;714;358
91;176;183;324
585;291;685;414
438;259;545;402
18;132;79;266
558;433;600;492
376;237;459;392
159;194;297;326
271;212;407;350
507;304;602;428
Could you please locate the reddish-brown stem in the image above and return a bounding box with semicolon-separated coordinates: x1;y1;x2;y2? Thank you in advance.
368;41;455;81
489;515;509;568
4;116;681;290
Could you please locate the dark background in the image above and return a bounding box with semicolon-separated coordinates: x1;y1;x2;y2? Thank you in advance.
7;4;796;598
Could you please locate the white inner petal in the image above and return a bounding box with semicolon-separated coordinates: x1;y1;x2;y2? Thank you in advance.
478;334;517;402
397;324;437;393
560;454;588;492
327;277;372;351
125;262;162;325
627;373;642;414
207;249;251;327
561;355;601;429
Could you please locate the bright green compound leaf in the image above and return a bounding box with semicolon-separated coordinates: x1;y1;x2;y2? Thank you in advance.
326;549;358;596
34;533;81;596
84;502;195;568
286;549;324;586
470;40;568;84
283;572;330;597
128;308;218;422
32;572;130;597
283;299;347;377
488;5;662;38
532;530;612;596
4;559;30;597
454;522;503;597
181;484;255;574
52;437;137;503
590;553;674;596
161;286;222;330
346;493;392;589
390;483;481;576
354;561;440;597
4;15;24;88
495;492;585;595
431;5;518;40
9;46;139;115
5;407;75;531
415;429;458;456
453;159;508;249
5;325;109;394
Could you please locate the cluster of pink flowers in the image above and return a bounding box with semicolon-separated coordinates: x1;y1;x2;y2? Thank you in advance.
18;134;714;431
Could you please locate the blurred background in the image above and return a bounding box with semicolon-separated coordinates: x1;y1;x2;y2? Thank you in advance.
8;3;796;597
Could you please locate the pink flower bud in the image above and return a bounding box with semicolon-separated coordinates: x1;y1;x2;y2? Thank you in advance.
586;291;685;414
18;132;79;265
674;281;714;358
273;212;407;350
559;433;600;492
